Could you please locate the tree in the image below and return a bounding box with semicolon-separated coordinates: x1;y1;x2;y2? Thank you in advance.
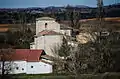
13;28;34;49
0;48;15;79
66;6;81;29
53;29;118;75
52;0;120;76
15;12;34;49
97;0;104;21
51;36;72;74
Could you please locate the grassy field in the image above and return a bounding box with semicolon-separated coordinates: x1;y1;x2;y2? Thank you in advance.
1;73;120;79
83;17;120;22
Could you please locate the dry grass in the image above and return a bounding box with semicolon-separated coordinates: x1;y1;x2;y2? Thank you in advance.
81;17;120;22
0;28;9;32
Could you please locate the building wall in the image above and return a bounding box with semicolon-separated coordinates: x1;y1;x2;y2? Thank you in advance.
0;61;26;74
36;35;63;56
36;20;60;35
35;36;44;50
32;17;72;57
26;62;52;74
0;61;52;74
60;30;71;36
30;44;35;49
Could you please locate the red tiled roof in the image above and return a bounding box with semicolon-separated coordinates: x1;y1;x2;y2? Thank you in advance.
12;49;29;61
38;30;61;36
2;49;44;62
27;50;43;62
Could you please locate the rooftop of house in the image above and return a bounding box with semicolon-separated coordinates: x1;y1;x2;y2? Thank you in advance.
37;30;62;36
0;49;46;62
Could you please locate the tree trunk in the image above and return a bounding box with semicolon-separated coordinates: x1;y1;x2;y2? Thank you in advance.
2;60;5;79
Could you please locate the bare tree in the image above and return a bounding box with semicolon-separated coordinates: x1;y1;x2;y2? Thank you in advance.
0;48;15;79
97;0;104;21
52;24;117;75
66;6;81;29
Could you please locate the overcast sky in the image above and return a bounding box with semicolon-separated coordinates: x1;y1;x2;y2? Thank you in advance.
0;0;119;8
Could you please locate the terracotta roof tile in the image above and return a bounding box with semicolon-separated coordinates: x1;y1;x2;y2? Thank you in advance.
12;49;30;61
38;30;61;36
0;49;44;62
27;50;43;62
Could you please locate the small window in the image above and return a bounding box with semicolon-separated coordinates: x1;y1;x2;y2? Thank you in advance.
45;23;48;28
31;66;33;68
22;68;24;70
16;67;19;70
45;23;48;26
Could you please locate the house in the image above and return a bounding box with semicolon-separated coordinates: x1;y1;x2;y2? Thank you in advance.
0;49;52;74
60;24;72;36
30;17;72;57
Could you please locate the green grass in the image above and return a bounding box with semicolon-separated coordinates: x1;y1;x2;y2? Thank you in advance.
1;73;120;79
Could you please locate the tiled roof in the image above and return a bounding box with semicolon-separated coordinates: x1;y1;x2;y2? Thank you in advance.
38;30;62;36
12;49;30;61
0;49;44;62
27;50;43;62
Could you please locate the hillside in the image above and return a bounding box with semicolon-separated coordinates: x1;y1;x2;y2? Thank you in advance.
0;3;120;24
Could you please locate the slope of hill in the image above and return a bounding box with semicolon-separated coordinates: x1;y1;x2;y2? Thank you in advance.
0;3;120;24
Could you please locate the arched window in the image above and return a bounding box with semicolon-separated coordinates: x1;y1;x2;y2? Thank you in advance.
45;23;48;28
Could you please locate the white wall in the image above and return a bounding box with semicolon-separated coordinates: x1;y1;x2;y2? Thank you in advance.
0;61;26;74
60;30;71;36
30;44;35;49
26;62;52;74
0;61;53;74
36;35;63;56
36;20;60;35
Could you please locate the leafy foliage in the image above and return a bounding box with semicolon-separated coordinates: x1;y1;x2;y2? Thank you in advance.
13;28;34;49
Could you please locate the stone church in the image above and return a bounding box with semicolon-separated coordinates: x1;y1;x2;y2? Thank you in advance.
30;17;72;57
